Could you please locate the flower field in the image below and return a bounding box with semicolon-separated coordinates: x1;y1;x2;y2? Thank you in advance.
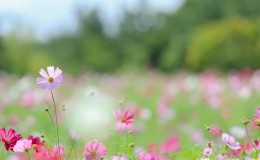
1;67;260;159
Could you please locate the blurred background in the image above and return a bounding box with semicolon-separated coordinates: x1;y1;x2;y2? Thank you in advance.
0;0;260;75
1;1;260;158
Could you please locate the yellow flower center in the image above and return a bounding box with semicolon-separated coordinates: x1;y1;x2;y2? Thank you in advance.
91;151;97;157
255;118;260;126
6;140;10;144
121;117;126;122
49;77;54;82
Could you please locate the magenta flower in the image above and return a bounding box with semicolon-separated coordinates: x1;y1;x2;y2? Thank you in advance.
33;146;64;160
139;153;156;160
203;147;212;156
114;108;135;125
36;66;63;90
13;139;32;152
209;125;221;136
222;133;241;150
0;128;22;151
160;135;180;153
84;140;107;160
114;108;135;132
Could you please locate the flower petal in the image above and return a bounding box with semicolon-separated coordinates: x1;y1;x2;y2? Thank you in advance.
54;74;63;83
53;67;62;79
36;77;48;84
47;66;55;77
39;69;49;78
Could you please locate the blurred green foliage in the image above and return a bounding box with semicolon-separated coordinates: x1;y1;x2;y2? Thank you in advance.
0;0;259;74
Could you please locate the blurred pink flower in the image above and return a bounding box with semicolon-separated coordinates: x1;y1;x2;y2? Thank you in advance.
203;147;212;156
20;91;36;107
217;154;228;160
8;114;20;126
253;107;260;128
36;66;63;90
13;139;32;152
27;135;44;152
7;155;25;160
114;108;135;132
157;96;174;122
116;123;134;133
84;140;107;160
222;133;240;150
209;125;221;136
159;135;180;153
0;128;22;151
33;146;64;160
139;153;156;160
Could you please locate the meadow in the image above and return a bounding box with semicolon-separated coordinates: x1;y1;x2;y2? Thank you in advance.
1;67;260;159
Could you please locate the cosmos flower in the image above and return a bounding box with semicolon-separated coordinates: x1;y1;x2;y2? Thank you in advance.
36;66;63;90
84;140;107;160
139;153;156;160
13;139;32;152
114;108;135;132
27;135;44;152
203;147;212;156
33;146;64;160
0;128;22;151
209;125;221;136
159;135;180;153
114;108;135;125
253;107;260;128
222;133;241;150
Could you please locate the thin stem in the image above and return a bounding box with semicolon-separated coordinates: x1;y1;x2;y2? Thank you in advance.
259;128;260;141
46;108;57;145
74;147;77;160
68;132;78;159
79;154;84;160
51;90;60;155
27;151;31;160
245;125;257;152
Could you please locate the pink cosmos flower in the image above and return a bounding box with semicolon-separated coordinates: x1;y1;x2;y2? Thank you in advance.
160;135;180;153
33;146;64;160
253;107;260;128
203;147;212;156
111;155;128;160
222;133;241;150
209;125;221;136
217;154;228;160
13;139;32;152
84;140;107;160
36;66;63;90
139;153;156;160
20;91;36;107
27;135;44;152
0;128;22;151
114;108;135;132
116;123;134;133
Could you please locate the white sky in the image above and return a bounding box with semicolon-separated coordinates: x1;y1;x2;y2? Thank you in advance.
0;0;184;40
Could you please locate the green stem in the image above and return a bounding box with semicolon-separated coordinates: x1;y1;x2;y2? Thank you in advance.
46;105;57;146
27;151;31;160
51;90;60;155
68;132;78;159
259;128;260;141
245;125;257;152
79;154;84;160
